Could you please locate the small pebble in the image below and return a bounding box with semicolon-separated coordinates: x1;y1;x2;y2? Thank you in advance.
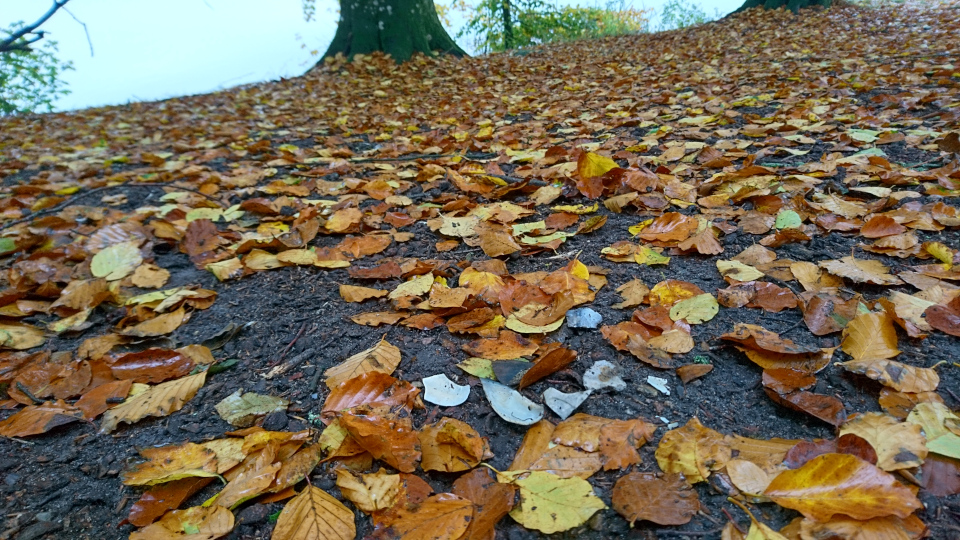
566;307;602;329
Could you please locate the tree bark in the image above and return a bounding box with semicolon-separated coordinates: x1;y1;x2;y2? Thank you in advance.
322;0;465;63
501;0;514;50
735;0;831;13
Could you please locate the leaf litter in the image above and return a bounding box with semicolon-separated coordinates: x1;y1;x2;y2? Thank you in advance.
1;2;960;539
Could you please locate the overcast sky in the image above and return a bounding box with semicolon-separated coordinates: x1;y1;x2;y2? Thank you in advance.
2;0;740;112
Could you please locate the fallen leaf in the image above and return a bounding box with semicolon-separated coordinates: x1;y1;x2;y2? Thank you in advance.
128;477;215;527
121;307;189;337
324;337;401;389
129;505;234;540
214;390;289;427
91;241;143;281
122;442;220;486
655;417;732;483
819;257;902;286
763;453;922;521
272;485;355;540
375;493;474;540
321;372;419;423
340;409;421;473
340;284;388;302
497;470;606;534
0;400;84;437
451;468;516;540
419;417;490;472
110;348;194;384
612;472;699;526
907;402;960;460
335;468;402;514
841;311;900;362
100;371;206;433
837;359;939;393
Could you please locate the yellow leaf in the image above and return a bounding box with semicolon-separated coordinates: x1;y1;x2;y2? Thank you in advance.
271;485;355;540
339;285;387;302
763;453;922;521
335;469;401;514
577;152;618;179
130;505;234;540
323;337;401;389
841;311;900;362
497;470;606;534
655;417;731;483
122;442;220;486
839;413;927;471
101;371;206;433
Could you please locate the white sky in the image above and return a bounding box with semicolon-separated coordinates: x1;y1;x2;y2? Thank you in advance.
2;0;740;112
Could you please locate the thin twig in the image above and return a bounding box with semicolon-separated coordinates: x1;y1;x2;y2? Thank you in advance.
61;6;93;57
15;381;43;404
276;322;308;364
656;528;724;537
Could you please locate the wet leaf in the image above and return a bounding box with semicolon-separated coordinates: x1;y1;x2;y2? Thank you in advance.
612;472;699;526
324;337;401;389
129;505;234;540
496;470;606;534
419;417;491;472
340;409;421;473
101;371;206;433
655;417;732;483
272;485;355;540
763;453;922;521
122;442;220;486
375;493;474;540
128;477;215;527
91;241;143;281
0;400;84;437
214;390;289;428
111;349;195;384
321;372;419;423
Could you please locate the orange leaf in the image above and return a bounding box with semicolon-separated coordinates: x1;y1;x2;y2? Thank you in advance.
612;472;699;526
764;453;922;521
451;468;517;540
340;410;421;473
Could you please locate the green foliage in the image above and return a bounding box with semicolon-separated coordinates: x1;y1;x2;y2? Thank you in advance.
456;0;651;54
654;0;719;31
0;22;72;116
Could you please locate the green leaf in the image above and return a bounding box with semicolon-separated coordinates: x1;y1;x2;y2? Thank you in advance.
497;470;607;534
90;241;143;281
775;210;802;230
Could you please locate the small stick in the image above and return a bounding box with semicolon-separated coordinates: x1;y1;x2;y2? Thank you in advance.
15;382;43;404
264;348;317;379
656;528;724;537
276;322;308;364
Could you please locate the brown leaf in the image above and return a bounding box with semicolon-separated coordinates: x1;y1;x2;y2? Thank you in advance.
419;417;491;472
0;400;84;437
783;435;879;470
638;212;699;243
462;330;538;360
612;472;699;526
340;284;388;302
321;372;419;423
120;307;189;337
110;348;194;384
373;493;474;540
324;337;401;389
921;454;960;496
762;369;847;426
676;363;713;384
127;477;214;527
837;358;939;393
129;505;234;540
841;311;900;362
518;346;576;389
861;215;907;238
655;417;732;483
75;379;133;420
925;295;960;337
721;323;820;355
801;293;860;335
340;410;421;473
451;468;517;540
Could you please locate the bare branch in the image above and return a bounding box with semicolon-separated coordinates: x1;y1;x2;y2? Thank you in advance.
0;0;71;54
61;6;93;57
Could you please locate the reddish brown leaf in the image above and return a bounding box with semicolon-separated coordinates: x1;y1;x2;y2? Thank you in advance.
638;212;699;243
321;372;420;423
612;472;699;526
340;410;421;473
110;349;194;384
451;468;516;540
127;476;214;527
0;400;84;437
925;296;960;337
762;369;847;427
861;215;907;238
75;379;133;420
921;454;960;496
518;346;576;389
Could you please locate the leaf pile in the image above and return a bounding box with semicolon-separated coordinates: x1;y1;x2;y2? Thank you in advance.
1;2;960;538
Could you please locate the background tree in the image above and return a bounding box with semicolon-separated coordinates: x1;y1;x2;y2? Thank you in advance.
735;0;831;13
0;0;75;115
305;0;465;62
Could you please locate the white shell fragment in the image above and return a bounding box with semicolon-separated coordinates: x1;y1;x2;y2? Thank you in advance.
567;307;602;329
422;374;471;407
481;378;544;425
583;360;627;392
646;376;671;396
543;388;591;420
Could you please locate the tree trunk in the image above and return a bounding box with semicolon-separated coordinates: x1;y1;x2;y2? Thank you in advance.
735;0;831;13
322;0;465;63
501;0;514;50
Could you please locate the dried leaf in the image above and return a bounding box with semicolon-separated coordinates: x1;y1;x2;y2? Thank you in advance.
655;417;732;483
764;453;921;521
612;472;699;526
272;485;355;540
324;337;401;389
100;371;206;433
